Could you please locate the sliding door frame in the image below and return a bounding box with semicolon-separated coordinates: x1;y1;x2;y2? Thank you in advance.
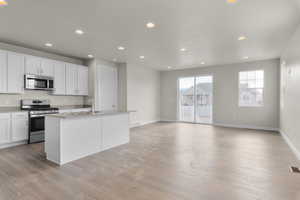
177;74;214;124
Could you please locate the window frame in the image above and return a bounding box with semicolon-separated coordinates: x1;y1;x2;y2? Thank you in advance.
238;70;264;107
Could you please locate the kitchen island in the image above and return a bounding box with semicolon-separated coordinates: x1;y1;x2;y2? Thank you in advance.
45;111;130;165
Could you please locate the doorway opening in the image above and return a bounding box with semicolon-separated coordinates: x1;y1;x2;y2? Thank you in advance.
178;76;213;124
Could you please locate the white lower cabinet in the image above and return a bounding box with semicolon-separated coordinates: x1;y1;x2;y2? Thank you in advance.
0;113;11;144
0;112;28;146
11;112;28;142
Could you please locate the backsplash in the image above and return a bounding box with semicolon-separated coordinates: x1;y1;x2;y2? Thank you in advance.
0;90;85;107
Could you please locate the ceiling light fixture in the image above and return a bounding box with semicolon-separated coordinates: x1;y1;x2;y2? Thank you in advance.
75;29;84;35
238;36;247;41
0;0;7;6
118;46;125;50
180;48;186;52
167;66;172;69
243;56;249;59
139;56;145;59
201;62;205;65
227;0;238;3
88;54;94;58
146;22;155;29
45;43;53;47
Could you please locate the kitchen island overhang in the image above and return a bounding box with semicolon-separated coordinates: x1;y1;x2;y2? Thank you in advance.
45;112;130;165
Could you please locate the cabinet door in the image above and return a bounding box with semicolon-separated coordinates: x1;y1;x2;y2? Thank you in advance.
7;52;24;94
0;113;11;144
66;64;78;95
25;55;41;75
0;50;7;93
11;112;28;142
77;66;89;96
53;61;66;95
41;58;54;77
97;65;118;111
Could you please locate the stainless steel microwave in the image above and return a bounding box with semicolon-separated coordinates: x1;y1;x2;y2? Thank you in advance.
24;74;54;91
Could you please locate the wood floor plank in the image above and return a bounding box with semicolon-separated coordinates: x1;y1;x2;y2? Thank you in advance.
0;122;300;200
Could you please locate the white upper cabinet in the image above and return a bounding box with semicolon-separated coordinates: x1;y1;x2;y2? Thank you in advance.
7;52;24;94
0;113;11;144
66;64;78;95
11;112;28;142
66;64;88;96
77;66;89;96
0;50;7;93
25;55;41;75
41;59;54;77
53;61;66;95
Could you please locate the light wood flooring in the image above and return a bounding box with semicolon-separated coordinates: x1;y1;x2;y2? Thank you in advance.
0;122;300;200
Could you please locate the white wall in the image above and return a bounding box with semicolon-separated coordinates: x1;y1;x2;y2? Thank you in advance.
160;59;280;130
127;64;160;127
280;24;300;157
0;42;85;107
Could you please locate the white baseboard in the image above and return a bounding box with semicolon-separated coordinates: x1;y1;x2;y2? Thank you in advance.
160;120;278;131
130;120;160;128
280;130;300;160
213;123;279;132
0;140;27;150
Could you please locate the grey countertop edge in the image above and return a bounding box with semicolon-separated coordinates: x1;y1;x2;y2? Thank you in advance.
0;105;92;113
47;111;130;119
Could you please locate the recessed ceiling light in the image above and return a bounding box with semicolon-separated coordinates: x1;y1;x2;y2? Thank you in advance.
139;56;145;59
146;22;155;29
0;0;7;6
45;43;53;47
167;66;172;69
227;0;238;3
238;36;247;41
201;62;205;65
88;54;93;58
118;46;125;50
180;48;186;52
243;56;249;59
75;29;84;35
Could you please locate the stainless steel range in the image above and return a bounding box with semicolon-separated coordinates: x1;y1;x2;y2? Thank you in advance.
21;99;59;144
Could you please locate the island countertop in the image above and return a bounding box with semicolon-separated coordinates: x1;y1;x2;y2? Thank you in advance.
47;111;130;119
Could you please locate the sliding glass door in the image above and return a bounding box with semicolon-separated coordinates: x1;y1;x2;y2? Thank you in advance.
178;76;213;124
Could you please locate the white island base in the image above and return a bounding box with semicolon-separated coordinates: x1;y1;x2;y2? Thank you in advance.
45;112;129;165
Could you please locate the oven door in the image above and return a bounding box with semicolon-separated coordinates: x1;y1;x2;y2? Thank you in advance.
29;115;45;143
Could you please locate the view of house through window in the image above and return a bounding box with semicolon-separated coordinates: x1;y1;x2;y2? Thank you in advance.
239;70;264;107
178;76;213;124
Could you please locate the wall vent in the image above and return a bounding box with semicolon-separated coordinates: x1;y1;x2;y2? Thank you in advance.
290;166;300;173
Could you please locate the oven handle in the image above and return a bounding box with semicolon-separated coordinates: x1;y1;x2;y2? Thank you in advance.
30;115;45;118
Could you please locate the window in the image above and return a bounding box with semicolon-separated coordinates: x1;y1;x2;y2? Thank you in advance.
239;70;264;107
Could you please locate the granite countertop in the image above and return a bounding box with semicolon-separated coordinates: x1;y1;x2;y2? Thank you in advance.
47;111;130;119
55;105;92;110
0;107;27;113
0;105;92;113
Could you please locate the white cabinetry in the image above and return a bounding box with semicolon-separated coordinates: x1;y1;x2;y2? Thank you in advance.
66;64;88;96
0;51;24;94
0;50;7;93
78;66;89;96
0;112;28;147
11;112;28;142
53;61;66;95
25;56;53;77
41;59;54;77
7;52;25;93
0;113;11;144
